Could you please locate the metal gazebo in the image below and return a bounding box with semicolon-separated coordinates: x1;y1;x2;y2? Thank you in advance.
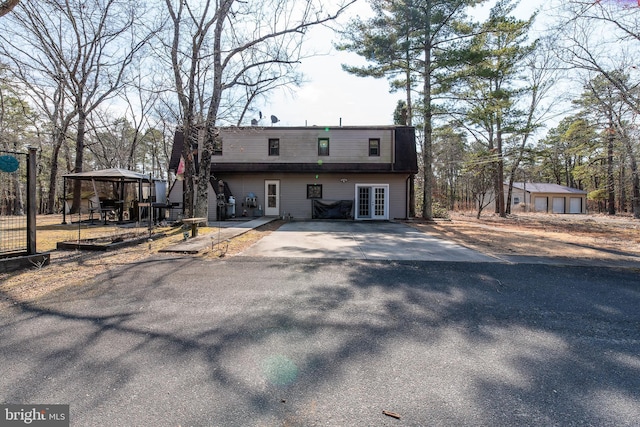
61;168;164;224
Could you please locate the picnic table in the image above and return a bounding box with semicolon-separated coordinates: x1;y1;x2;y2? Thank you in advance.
181;217;207;237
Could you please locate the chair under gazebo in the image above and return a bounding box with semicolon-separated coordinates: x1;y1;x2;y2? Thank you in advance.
61;168;167;225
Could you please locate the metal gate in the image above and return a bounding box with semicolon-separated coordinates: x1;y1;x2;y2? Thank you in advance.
0;150;28;254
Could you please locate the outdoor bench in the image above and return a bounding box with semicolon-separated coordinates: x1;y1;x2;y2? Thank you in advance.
181;217;207;237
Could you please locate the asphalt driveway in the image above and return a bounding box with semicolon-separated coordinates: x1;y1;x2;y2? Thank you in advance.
239;220;499;262
1;258;639;426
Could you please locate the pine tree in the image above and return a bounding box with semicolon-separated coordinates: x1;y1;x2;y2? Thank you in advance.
450;0;536;217
338;0;486;220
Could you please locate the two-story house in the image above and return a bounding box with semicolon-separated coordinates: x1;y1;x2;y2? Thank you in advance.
167;125;418;221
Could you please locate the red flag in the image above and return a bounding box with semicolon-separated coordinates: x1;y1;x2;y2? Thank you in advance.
176;156;185;181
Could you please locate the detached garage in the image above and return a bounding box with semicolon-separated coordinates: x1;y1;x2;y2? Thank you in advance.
507;183;587;214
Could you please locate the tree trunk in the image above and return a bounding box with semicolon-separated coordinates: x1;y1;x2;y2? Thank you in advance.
622;133;640;219
405;42;415;218
71;110;87;214
632;173;640;219
620;164;626;212
422;1;433;221
506;179;513;215
46;128;64;214
181;124;195;219
194;128;212;218
195;0;232;220
496;116;506;218
607;115;615;215
405;37;413;127
11;168;24;215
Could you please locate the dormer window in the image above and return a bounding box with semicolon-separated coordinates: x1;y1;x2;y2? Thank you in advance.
268;138;280;156
213;136;222;155
369;138;380;156
318;138;329;156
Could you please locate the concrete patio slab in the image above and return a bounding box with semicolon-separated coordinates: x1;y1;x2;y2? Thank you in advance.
238;220;501;262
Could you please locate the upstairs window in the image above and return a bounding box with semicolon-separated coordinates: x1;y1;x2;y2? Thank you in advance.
318;138;330;156
212;136;222;156
369;138;380;156
268;138;280;156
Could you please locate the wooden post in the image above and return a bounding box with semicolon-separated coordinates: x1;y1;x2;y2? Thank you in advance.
27;147;37;255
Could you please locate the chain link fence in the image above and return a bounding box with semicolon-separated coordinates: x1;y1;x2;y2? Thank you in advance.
0;150;27;254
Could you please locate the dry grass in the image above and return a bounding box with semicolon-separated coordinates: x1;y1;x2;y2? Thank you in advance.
406;212;640;261
201;219;285;258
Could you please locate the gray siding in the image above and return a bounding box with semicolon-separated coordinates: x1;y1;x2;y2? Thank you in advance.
216;172;409;220
168;126;416;221
211;127;394;164
206;182;218;221
166;181;219;221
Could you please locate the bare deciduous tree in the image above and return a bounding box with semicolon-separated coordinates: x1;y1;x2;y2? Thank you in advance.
162;0;355;219
0;3;78;213
0;0;155;213
557;1;640;110
557;0;640;217
504;36;561;214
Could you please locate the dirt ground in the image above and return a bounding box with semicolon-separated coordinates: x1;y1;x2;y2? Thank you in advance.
407;212;640;262
1;212;639;306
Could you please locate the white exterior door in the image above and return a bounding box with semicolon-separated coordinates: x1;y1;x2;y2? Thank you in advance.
355;184;388;220
264;180;280;216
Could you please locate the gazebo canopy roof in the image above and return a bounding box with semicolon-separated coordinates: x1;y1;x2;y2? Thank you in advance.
63;168;156;182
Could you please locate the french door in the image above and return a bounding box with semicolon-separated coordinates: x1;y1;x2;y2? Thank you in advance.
355;184;388;220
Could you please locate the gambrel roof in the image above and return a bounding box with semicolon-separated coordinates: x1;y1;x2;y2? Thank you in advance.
168;125;418;174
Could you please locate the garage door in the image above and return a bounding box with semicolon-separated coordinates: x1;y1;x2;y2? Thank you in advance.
569;197;582;214
552;197;565;213
534;197;548;212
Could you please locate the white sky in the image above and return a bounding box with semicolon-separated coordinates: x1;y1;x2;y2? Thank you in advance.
257;1;394;127
258;0;543;127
